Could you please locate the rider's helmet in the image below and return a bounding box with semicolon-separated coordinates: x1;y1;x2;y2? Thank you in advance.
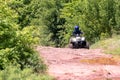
74;26;79;30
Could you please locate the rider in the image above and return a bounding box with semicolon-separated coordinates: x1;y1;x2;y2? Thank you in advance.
72;26;83;36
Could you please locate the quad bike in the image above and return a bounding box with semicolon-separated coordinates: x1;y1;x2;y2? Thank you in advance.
69;34;89;49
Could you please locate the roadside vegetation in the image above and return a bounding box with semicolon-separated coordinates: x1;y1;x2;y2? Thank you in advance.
91;35;120;55
0;66;53;80
0;0;52;79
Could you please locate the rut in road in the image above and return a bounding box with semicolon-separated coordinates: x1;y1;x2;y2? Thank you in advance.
37;46;120;80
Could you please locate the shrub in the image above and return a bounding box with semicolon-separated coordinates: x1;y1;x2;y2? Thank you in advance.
0;0;46;73
0;65;53;80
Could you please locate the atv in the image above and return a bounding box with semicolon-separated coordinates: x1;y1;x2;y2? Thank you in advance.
69;34;89;49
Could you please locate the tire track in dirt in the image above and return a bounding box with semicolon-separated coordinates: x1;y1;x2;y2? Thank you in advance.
37;46;120;80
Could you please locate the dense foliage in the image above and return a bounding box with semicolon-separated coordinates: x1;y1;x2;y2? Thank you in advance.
0;0;46;73
8;0;120;47
60;0;120;44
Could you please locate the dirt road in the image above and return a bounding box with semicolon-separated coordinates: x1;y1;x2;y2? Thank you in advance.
37;46;120;80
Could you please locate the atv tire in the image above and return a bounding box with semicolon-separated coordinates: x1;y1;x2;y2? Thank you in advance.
69;43;73;48
85;42;89;49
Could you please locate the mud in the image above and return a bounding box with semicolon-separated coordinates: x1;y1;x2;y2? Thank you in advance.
37;46;120;80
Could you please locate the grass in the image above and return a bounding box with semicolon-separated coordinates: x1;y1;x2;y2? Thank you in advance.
0;65;53;80
91;35;120;55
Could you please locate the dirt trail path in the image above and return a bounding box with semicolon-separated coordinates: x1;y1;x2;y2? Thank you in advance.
37;46;120;80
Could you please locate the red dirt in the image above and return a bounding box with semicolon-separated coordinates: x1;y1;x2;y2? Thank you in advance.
37;46;120;80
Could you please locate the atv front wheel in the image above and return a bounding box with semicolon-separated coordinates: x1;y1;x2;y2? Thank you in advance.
85;42;89;49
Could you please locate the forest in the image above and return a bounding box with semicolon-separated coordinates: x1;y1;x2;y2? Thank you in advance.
0;0;120;79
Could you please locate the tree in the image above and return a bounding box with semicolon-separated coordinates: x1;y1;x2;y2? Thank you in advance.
114;0;120;33
60;0;119;44
0;0;46;72
7;0;120;46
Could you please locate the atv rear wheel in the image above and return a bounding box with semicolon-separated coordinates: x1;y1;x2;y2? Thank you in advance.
69;43;73;48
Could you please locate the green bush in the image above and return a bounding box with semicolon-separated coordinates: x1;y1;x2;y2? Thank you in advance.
0;1;46;72
91;35;120;55
0;66;53;80
0;25;47;72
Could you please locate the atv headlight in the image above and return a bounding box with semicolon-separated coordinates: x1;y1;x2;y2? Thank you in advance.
72;38;77;42
81;37;85;41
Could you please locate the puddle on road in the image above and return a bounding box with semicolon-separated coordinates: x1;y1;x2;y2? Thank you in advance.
80;57;118;65
92;77;120;80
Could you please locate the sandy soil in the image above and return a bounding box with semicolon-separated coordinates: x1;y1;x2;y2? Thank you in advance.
37;46;120;80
